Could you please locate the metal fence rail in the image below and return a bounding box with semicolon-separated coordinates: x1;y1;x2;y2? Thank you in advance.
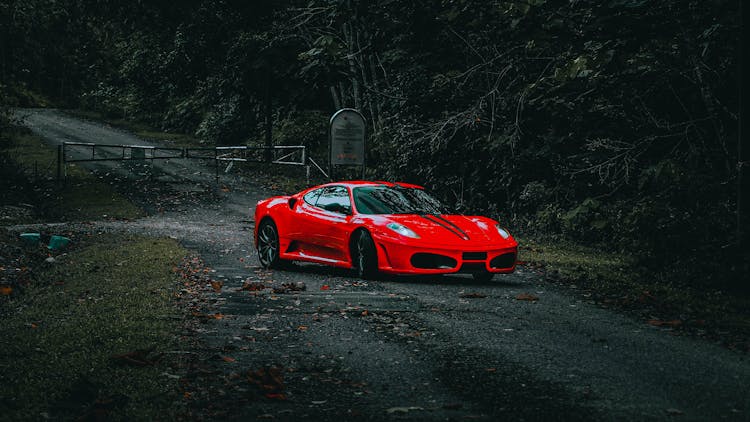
185;145;306;166
58;142;329;183
61;142;184;162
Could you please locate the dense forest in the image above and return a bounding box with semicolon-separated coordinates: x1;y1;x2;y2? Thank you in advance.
0;0;742;286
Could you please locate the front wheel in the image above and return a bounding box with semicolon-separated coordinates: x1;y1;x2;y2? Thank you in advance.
257;219;281;268
353;231;378;280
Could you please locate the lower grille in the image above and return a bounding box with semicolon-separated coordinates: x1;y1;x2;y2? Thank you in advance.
462;251;487;261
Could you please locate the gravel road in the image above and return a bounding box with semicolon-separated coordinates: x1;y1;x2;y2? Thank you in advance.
12;108;750;421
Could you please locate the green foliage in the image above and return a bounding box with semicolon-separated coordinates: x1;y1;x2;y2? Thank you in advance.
273;110;328;151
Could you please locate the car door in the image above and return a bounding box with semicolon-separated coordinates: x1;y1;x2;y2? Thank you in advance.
299;186;352;261
292;188;325;251
314;186;353;257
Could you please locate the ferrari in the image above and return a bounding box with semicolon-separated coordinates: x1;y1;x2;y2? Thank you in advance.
253;181;518;281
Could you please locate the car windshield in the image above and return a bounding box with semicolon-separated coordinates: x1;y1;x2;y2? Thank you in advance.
353;186;449;215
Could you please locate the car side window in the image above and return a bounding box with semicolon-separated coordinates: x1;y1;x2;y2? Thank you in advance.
315;186;351;214
303;189;322;206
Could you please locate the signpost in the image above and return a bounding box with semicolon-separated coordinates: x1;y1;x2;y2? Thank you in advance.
329;108;366;179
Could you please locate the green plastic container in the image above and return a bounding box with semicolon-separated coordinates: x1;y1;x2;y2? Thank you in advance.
47;235;70;250
20;233;41;246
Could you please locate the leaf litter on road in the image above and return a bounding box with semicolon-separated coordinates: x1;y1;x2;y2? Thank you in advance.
515;293;539;301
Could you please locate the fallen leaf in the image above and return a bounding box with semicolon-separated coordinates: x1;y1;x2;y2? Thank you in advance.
361;310;369;316
485;367;497;372
30;323;38;329
192;311;224;320
460;293;486;299
248;366;285;397
210;280;223;292
221;356;236;363
297;325;308;331
0;285;12;296
515;293;539;301
240;281;266;291
320;284;330;291
648;319;682;327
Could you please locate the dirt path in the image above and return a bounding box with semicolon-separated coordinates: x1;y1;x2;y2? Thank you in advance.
11;108;750;421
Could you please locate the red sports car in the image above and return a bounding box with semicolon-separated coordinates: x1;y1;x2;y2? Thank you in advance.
253;181;518;281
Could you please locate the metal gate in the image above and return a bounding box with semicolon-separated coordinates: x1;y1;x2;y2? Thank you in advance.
57;142;329;182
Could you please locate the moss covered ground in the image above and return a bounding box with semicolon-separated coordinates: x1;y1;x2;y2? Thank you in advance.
0;233;189;420
520;239;750;351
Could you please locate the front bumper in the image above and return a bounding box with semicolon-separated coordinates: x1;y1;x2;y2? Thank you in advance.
373;238;518;275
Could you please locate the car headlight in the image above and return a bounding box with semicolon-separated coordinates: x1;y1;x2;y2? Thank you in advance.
495;225;511;239
387;222;420;239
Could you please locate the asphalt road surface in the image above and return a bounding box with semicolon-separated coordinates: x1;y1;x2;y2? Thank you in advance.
13;109;750;421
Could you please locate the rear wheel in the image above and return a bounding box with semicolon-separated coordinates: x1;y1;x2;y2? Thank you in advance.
257;219;281;268
353;231;378;279
471;271;494;282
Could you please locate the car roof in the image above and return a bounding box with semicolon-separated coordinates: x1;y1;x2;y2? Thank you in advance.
314;180;425;190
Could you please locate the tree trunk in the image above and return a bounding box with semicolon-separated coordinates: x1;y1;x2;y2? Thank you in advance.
368;54;383;130
330;86;341;110
343;22;361;110
338;81;348;108
265;69;273;162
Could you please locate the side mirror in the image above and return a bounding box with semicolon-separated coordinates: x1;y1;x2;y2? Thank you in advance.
288;197;298;209
322;203;350;215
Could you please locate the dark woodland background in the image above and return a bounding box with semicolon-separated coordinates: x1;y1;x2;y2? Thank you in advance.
0;0;742;288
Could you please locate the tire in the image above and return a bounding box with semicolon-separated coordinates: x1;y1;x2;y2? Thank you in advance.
472;271;495;282
353;230;378;279
257;219;281;268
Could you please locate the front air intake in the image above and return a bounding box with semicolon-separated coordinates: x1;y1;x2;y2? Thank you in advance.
489;252;516;269
411;253;457;269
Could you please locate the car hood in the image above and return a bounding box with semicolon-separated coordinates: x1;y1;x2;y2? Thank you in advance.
380;214;514;246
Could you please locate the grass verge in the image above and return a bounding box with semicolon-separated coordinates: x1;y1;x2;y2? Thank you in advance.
0;128;143;223
519;239;750;351
0;232;188;420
